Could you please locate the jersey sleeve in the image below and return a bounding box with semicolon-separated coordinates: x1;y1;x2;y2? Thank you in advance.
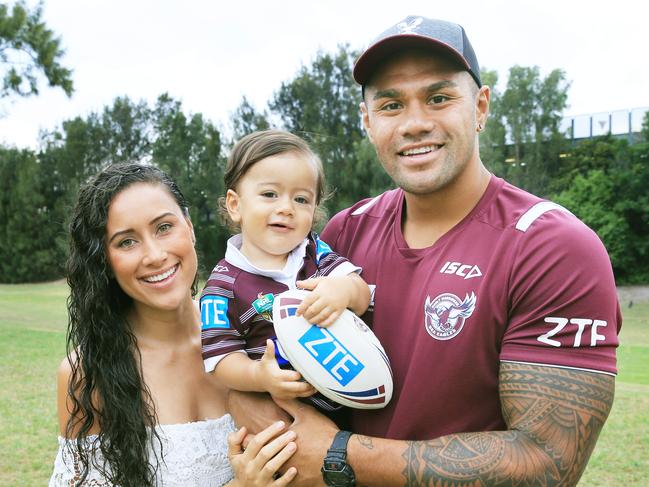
321;207;352;253
200;267;248;373
311;232;361;277
500;208;621;375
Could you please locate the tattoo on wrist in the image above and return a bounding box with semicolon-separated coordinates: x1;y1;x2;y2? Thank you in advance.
357;435;374;450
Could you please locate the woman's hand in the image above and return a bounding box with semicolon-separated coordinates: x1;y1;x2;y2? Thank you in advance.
227;421;298;486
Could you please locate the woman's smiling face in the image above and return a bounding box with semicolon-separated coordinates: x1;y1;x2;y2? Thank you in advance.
105;182;197;312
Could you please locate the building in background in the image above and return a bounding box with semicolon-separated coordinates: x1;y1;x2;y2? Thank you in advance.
561;106;648;144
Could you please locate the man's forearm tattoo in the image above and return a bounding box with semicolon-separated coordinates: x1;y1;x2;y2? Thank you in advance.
401;362;614;486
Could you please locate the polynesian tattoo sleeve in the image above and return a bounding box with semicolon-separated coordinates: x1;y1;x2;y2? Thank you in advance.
401;362;614;486
354;362;614;487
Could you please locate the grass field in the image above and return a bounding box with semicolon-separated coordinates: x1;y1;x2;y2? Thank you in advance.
1;282;647;486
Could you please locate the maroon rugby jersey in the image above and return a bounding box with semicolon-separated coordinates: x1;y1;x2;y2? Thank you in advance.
200;233;357;368
321;176;621;441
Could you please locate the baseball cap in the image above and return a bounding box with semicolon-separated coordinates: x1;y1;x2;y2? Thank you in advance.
353;16;481;88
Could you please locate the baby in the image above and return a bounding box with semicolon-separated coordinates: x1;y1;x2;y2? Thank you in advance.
200;129;370;410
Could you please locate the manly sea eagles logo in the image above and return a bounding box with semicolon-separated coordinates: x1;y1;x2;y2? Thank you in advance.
424;292;477;340
396;17;423;34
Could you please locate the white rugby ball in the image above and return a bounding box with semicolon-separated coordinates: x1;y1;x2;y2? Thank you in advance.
272;289;392;409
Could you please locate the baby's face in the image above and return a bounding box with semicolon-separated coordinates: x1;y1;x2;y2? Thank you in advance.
226;151;318;269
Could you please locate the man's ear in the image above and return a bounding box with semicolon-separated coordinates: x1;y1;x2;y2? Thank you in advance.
360;101;374;144
475;85;490;131
225;189;242;223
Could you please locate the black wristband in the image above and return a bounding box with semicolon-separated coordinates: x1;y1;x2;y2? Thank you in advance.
329;430;352;457
322;430;355;486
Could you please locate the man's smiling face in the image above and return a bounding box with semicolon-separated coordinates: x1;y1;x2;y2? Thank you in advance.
361;49;488;196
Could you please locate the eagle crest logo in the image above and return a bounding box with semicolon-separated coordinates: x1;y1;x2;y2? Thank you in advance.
424;292;476;340
396;17;423;34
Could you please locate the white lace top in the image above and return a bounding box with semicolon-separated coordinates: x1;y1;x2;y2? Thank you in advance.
49;414;236;486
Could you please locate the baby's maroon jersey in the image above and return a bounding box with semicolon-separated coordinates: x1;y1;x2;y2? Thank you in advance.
200;234;352;363
320;176;621;441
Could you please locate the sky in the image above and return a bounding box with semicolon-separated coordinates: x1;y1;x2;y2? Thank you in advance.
1;0;647;148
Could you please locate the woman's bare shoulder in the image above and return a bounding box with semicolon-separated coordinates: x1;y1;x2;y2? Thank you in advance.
57;354;73;377
56;352;100;436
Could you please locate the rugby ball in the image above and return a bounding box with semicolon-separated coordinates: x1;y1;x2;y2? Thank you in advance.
272;289;392;409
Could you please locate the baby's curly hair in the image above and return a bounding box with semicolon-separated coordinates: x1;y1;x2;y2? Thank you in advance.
219;130;329;232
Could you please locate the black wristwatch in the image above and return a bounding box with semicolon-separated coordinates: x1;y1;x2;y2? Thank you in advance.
322;430;356;486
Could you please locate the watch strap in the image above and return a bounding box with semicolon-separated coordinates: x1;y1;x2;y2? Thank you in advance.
322;430;355;486
328;430;352;456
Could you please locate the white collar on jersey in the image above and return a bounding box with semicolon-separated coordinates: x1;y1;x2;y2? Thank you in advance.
224;234;308;289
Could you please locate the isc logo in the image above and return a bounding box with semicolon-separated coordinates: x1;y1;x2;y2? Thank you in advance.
440;261;482;280
298;327;364;386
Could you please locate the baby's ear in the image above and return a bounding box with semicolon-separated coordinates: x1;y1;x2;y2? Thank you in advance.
225;189;242;223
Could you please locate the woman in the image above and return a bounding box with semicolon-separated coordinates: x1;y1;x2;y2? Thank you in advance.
50;163;297;486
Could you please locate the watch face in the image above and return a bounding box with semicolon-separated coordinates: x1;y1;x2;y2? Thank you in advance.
322;465;355;486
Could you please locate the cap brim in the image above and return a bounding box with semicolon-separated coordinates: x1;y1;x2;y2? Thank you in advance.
353;35;472;86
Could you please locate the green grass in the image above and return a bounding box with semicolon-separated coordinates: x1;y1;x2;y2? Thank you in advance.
0;282;647;486
579;300;649;486
0;282;67;486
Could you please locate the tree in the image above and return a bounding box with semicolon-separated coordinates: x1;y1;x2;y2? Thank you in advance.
479;68;507;176
635;112;649;143
0;1;73;101
230;96;270;142
99;96;153;163
339;138;394;212
270;45;371;213
487;66;570;195
548;134;630;193
152;94;227;270
38;97;153;215
0;146;64;281
551;134;649;284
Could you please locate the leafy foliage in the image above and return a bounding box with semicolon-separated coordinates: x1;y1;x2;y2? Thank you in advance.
479;69;507;176
0;95;229;282
0;1;73;101
0;44;647;284
482;65;570;196
270;45;391;213
552;137;649;283
151;94;226;270
0;147;63;281
229;96;270;142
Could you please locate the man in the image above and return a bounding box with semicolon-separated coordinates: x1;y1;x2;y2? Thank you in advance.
231;16;620;486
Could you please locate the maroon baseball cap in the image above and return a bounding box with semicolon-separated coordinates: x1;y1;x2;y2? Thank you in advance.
353;16;481;88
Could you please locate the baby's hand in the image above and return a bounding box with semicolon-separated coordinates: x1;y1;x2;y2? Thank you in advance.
255;340;316;399
295;276;351;327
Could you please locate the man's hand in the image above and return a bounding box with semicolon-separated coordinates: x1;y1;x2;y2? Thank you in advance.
255;340;317;399
274;398;339;487
227;391;292;435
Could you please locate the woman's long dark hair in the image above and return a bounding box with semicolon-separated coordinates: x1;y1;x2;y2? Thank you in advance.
65;162;191;485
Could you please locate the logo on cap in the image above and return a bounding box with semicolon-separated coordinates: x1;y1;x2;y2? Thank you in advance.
396;17;423;34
